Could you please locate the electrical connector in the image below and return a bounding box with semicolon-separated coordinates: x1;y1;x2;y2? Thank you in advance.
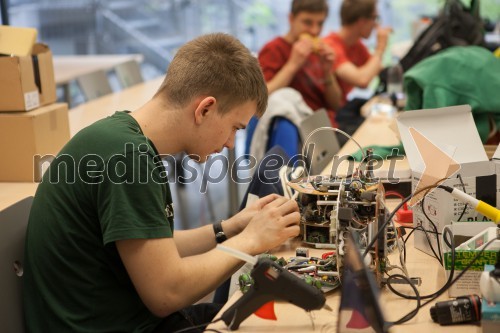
385;190;413;225
396;208;413;224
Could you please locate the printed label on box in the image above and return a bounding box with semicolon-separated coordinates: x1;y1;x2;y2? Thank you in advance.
24;90;40;110
444;251;498;270
443;250;498;297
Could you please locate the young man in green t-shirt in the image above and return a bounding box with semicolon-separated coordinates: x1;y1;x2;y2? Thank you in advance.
23;33;301;332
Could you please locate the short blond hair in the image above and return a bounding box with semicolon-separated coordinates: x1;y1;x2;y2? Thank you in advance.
155;33;268;117
340;0;377;25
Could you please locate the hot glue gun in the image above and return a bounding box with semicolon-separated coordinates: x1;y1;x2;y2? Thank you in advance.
220;257;327;330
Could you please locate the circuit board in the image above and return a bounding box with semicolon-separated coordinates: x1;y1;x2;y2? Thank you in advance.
289;174;400;287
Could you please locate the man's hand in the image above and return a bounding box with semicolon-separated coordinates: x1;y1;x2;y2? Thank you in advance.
235;195;300;254
288;37;315;71
117;195;300;317
318;42;336;75
226;194;282;235
374;26;392;55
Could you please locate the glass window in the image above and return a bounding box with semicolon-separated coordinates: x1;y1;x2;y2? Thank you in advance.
5;0;499;74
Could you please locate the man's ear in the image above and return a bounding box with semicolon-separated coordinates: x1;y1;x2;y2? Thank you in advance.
194;96;217;125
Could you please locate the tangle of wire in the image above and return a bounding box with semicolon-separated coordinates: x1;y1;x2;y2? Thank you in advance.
362;181;449;259
417;174;469;265
174;177;488;331
385;235;497;328
362;179;495;326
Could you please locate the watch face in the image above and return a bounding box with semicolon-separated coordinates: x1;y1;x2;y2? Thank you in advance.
216;232;227;243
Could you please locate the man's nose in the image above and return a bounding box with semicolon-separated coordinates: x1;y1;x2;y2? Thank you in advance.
310;24;322;37
224;134;235;150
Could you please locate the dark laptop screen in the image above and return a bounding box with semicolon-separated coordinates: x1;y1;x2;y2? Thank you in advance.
337;233;387;333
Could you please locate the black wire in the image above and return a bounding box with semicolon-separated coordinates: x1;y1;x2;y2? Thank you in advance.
387;228;456;301
389;236;498;327
416;173;469;264
403;225;442;265
420;196;443;263
170;318;223;333
419;237;497;308
385;274;421;325
456;174;468;222
362;183;448;259
442;228;453;249
363;195;410;258
398;225;440;235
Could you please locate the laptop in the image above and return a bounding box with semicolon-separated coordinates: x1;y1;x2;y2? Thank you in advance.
298;109;341;175
337;233;388;333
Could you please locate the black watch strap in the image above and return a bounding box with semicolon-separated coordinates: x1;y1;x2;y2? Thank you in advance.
213;221;227;244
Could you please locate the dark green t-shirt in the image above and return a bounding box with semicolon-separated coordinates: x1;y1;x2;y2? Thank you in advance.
24;111;174;332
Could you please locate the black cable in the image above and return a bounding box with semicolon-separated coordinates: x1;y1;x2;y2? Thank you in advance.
442;228;453;249
389;236;497;327
420;195;443;263
419;237;496;307
385;274;421;325
414;223;442;264
363;194;410;258
171;318;223;333
401;225;442;265
363;183;448;259
386;228;456;301
456;174;468;222
416;174;468;264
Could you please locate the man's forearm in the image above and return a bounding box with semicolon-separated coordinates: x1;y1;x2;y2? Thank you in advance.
323;73;342;110
174;217;242;257
358;50;384;87
174;224;217;257
266;62;300;94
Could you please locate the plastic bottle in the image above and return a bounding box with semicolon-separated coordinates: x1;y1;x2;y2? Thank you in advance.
387;62;404;97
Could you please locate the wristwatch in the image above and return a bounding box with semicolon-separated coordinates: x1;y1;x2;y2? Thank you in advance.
213;221;227;243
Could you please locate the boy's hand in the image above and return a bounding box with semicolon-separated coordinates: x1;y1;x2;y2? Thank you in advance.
318;42;336;74
288;36;315;71
375;26;392;55
228;194;281;233
236;195;300;254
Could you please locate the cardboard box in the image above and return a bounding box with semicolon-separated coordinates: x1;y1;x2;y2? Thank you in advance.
482;301;500;333
0;43;56;111
442;227;499;297
397;105;500;256
0;103;69;181
442;251;498;297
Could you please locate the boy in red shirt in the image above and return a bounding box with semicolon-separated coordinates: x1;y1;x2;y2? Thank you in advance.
323;0;392;107
258;0;341;125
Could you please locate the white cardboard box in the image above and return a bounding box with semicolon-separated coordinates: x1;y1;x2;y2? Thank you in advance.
441;226;499;297
396;105;500;256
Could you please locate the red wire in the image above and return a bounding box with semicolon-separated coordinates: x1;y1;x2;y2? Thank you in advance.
321;251;335;259
385;190;407;210
385;190;413;226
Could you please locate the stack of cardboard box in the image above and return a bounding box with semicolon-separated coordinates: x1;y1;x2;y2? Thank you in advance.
0;26;70;182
